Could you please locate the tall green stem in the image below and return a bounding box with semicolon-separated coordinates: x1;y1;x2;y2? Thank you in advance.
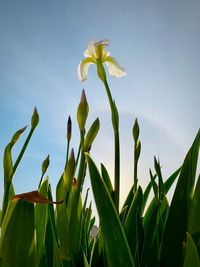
13;128;34;175
133;144;138;193
103;79;120;212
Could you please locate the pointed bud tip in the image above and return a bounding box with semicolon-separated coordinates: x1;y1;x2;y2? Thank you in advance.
31;106;39;129
69;148;75;160
21;125;28;132
81;89;87;102
133;118;140;142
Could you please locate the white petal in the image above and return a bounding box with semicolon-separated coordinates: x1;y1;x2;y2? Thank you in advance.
84;41;96;58
77;58;94;81
94;39;110;60
94;39;109;47
84;39;110;60
105;56;127;78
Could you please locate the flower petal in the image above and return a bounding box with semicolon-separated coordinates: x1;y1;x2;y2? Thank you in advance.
84;39;110;60
77;57;95;81
105;56;127;78
84;41;96;58
94;39;110;60
94;39;109;47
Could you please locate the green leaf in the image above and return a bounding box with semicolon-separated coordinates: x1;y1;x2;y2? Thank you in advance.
0;199;35;267
142;173;156;215
90;230;105;267
101;163;113;195
0;209;2;227
143;167;180;230
86;154;134;267
183;232;200;267
154;157;165;200
143;197;157;232
140;204;159;267
45;219;54;267
157;196;169;240
35;179;49;266
164;167;181;193
188;174;200;255
124;187;143;259
121;185;134;223
47;185;62;267
82;202;93;257
64;149;75;194
56;175;82;264
150;169;158;200
160;130;200;267
83;251;90;267
189;174;200;235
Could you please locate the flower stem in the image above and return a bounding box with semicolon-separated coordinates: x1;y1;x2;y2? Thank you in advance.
133;144;138;193
103;79;120;212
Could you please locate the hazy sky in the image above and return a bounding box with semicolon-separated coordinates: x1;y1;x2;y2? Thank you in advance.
0;0;199;207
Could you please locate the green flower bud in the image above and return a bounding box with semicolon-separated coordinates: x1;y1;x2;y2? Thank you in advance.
77;90;89;131
42;155;50;176
132;118;139;143
67;116;72;141
11;126;27;147
3;143;13;183
84;118;100;152
31;107;39;130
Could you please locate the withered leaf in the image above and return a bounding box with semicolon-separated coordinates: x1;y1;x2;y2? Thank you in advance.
12;190;63;204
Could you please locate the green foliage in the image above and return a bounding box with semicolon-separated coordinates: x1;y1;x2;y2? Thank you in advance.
0;70;199;267
86;154;134;267
0;199;35;267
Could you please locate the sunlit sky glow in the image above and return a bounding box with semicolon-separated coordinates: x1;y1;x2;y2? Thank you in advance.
0;0;199;209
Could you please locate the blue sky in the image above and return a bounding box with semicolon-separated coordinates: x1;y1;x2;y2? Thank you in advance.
0;0;199;208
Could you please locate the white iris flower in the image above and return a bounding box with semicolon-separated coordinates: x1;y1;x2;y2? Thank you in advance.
78;39;127;81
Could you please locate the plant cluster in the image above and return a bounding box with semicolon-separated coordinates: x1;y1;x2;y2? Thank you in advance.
0;40;199;267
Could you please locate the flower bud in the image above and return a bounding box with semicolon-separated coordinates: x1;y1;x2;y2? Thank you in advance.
11;126;27;147
31;107;39;130
132;118;139;143
77;90;89;131
42;155;50;176
67;116;72;141
84;118;100;152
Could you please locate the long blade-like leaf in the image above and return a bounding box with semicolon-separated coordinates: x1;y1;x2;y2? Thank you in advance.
160;130;200;267
0;199;35;267
86;154;134;267
183;232;200;267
